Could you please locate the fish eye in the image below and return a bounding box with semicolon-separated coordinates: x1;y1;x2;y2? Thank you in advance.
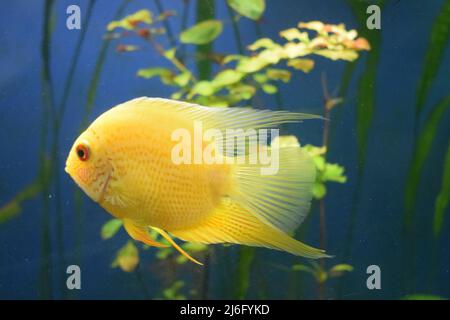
76;144;90;161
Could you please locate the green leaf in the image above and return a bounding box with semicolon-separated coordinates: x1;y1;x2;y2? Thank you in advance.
164;48;176;60
182;242;208;252
137;68;172;79
279;28;309;42
322;163;347;183
176;255;188;264
137;67;171;79
292;264;315;274
304;144;327;157
253;73;268;84
266;68;291;83
0;180;41;224
283;43;311;59
171;91;184;100
329;264;354;278
111;241;139;273
191;81;215;96
262;83;278;94
116;44;140;52
315;49;358;61
227;0;265;20
229;84;256;100
194;96;231;108
248;38;277;51
315;269;328;284
107;9;153;31
163;280;186;300
287;58;315;73
313;156;326;171
415;0;450;115
101;219;123;240
433;141;450;237
223;54;246;64
329;264;354;272
174;71;192;87
156;248;172;260
180;19;223;44
212;69;244;87
237;56;269;73
312;182;327;199
404;96;450;230
137;67;175;85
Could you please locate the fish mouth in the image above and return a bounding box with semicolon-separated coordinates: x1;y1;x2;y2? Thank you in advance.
98;171;112;203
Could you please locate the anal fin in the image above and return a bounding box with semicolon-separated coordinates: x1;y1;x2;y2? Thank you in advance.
170;198;329;259
123;220;169;248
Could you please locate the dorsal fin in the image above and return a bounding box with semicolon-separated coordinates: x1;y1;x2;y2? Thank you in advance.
119;97;322;131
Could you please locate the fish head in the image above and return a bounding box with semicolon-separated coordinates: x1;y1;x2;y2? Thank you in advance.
65;129;113;204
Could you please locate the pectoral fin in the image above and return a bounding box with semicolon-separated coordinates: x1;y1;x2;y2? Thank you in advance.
123;220;169;248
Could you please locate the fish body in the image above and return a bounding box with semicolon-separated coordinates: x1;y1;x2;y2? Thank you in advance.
65;97;329;264
74;101;229;229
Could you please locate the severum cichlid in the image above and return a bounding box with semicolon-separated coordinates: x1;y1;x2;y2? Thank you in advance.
65;97;330;264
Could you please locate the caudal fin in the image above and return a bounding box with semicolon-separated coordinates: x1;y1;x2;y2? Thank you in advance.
229;135;316;234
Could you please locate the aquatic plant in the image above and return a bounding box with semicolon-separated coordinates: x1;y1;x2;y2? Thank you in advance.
3;0;446;301
292;262;353;285
402;0;450;294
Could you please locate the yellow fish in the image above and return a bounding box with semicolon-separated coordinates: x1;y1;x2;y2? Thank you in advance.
65;97;329;265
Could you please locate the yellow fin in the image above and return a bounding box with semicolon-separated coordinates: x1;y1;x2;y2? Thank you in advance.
171;198;329;259
230;138;316;233
120;97;322;131
123;220;169;248
151;227;204;266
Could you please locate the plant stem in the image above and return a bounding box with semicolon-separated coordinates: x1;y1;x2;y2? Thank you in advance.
195;0;215;300
38;0;55;300
57;0;96;121
179;0;190;63
80;0;133;129
316;73;333;300
201;250;211;299
153;0;176;48
135;264;151;299
226;3;243;55
147;37;190;74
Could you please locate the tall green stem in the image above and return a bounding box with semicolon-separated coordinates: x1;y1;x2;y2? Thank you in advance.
195;0;215;299
38;0;55;300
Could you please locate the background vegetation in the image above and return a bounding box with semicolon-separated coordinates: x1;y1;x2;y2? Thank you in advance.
0;0;448;300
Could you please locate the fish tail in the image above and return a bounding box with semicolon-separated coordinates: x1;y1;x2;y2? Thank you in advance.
229;135;317;235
